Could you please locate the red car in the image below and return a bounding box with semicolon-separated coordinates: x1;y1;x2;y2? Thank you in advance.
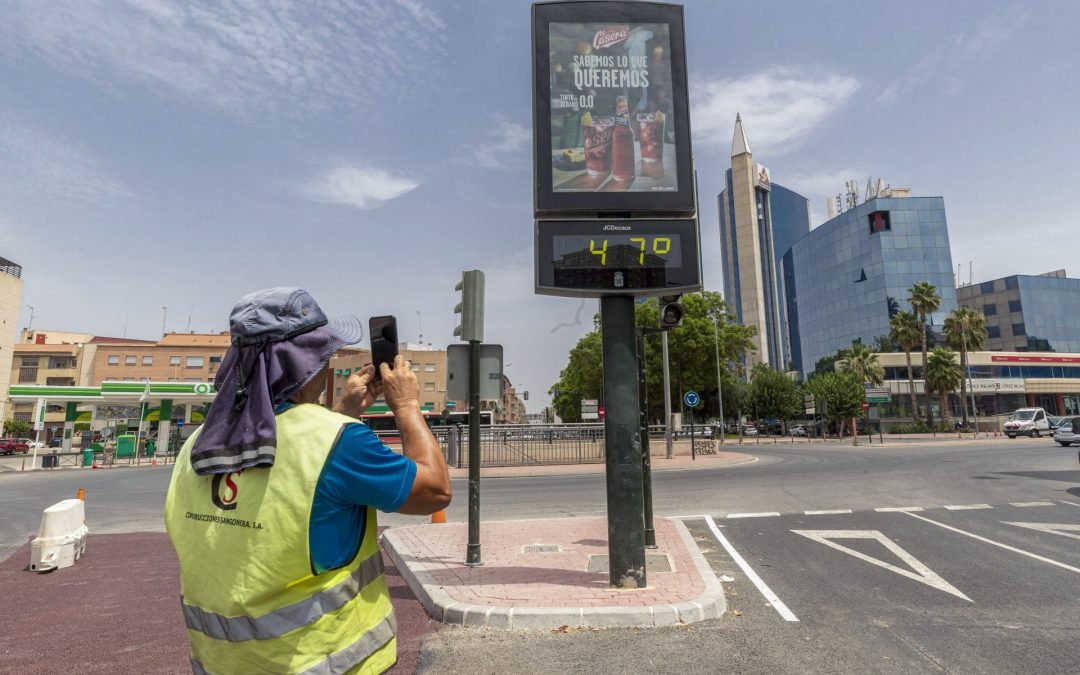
0;438;30;455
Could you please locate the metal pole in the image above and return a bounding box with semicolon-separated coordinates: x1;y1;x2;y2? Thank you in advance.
661;331;673;460
963;330;979;436
690;406;696;460
601;296;647;589
465;339;482;566
637;331;656;549
713;316;725;445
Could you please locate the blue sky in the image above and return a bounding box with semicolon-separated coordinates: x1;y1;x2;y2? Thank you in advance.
2;0;1077;411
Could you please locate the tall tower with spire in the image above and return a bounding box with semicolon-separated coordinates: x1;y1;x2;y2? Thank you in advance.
718;115;810;375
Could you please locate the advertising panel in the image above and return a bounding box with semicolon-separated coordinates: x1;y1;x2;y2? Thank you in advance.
533;2;694;215
754;163;771;191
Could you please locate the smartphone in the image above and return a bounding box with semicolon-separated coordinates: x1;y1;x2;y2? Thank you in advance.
369;315;398;380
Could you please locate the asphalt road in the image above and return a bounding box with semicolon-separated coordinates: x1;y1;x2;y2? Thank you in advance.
2;438;1078;673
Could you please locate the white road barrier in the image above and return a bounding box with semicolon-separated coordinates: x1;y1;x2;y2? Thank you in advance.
30;499;88;572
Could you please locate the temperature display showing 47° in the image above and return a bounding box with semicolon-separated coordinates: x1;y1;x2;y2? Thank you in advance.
553;234;683;270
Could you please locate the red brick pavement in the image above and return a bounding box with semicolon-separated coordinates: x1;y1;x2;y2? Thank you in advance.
390;517;705;607
0;532;438;674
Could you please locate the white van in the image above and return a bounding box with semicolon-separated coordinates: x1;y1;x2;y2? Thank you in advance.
1003;408;1051;438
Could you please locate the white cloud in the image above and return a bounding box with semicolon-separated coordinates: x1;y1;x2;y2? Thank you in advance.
0;114;129;206
691;68;860;154
783;168;866;199
300;164;420;210
468;120;532;172
876;8;1028;104
0;0;446;116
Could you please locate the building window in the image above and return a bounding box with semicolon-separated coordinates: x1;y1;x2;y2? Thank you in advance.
18;367;38;383
125;355;137;365
20;357;39;367
987;325;1001;338
186;356;204;368
424;382;436;391
1005;276;1019;290
868;211;891;234
170;356;181;366
48;357;75;369
1012;322;1026;336
424;363;436;372
1007;299;1022;313
411;363;420;372
980;281;994;294
184;378;201;382
982;304;996;316
142;356;153;365
108;355;120;365
424;402;436;409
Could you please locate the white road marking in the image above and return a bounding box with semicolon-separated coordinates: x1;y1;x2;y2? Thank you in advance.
874;507;924;513
804;509;853;515
791;530;971;602
1010;501;1055;507
703;515;799;622
944;504;993;510
903;512;1080;575
669;514;712;520
1002;522;1080;541
1062;500;1080;509
727;512;781;519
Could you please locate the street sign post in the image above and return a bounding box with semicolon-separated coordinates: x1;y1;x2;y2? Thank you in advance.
684;391;699;460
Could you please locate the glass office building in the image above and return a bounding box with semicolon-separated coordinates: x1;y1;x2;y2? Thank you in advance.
784;196;957;376
957;270;1080;353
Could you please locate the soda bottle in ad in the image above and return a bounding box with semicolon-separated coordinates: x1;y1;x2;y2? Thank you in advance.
611;117;635;183
637;112;665;164
582;112;613;177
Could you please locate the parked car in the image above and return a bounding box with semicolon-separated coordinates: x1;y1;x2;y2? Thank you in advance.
48;437;64;448
790;425;808;437
17;437;44;449
1054;418;1078;447
742;424;758;436
0;438;30;455
1003;407;1051;438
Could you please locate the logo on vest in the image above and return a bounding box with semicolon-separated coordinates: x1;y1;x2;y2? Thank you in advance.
211;471;241;511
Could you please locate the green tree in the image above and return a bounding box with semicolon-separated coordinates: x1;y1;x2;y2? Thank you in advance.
749;363;802;430
550;292;757;426
944;307;988;427
908;281;941;426
3;419;31;437
805;371;864;444
926;347;963;424
549;325;603;422
889;310;922;424
836;340;885;387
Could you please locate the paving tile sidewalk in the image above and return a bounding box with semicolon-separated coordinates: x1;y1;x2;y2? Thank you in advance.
384;517;725;631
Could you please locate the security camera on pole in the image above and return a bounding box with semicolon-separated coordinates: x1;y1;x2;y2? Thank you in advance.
533;1;700;589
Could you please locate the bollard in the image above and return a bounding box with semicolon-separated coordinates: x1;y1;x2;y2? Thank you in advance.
431;510;447;524
76;488;85;501
21;457;26;472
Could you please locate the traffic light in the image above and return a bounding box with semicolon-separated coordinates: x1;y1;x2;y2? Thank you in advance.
453;270;485;342
659;295;683;330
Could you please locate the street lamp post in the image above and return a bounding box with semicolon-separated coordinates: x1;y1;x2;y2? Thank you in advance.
661;332;673;460
637;327;662;548
962;326;979;436
713;314;726;445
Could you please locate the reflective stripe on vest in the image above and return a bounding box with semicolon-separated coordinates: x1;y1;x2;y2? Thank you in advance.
182;552;385;642
191;613;397;675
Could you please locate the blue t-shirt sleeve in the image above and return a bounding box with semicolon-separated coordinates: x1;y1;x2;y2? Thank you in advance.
319;423;417;513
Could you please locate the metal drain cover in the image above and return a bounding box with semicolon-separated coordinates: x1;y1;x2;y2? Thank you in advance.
587;554;673;573
523;544;560;553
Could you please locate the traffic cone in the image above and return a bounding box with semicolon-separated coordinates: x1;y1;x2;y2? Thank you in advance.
431;510;447;524
76;488;85;501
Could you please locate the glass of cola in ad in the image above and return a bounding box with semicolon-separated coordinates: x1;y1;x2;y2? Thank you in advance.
637;112;665;163
582;113;614;176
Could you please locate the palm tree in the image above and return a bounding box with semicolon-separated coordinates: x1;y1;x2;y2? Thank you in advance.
889;311;921;424
908;281;941;426
944;307;988;427
925;347;962;425
837;341;884;439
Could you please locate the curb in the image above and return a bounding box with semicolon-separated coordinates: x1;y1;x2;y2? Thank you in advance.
382;517;726;631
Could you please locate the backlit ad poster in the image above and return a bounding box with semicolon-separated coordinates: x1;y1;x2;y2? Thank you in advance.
548;22;675;193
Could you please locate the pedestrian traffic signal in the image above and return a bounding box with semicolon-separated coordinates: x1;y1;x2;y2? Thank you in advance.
659;295;683;329
453;270;485;342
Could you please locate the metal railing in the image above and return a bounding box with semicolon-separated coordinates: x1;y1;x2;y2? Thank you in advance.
378;424;609;468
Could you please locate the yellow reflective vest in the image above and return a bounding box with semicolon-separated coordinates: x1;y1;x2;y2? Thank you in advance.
165;404;396;675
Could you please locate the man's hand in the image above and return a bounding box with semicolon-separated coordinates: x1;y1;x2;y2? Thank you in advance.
381;355;420;413
334;364;382;418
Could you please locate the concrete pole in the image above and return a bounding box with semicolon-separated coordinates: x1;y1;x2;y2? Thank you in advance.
661;331;673;459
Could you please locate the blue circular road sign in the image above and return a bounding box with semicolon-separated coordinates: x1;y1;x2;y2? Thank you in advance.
684;390;700;407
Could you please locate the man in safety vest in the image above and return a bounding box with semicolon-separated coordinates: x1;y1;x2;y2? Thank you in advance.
165;288;451;674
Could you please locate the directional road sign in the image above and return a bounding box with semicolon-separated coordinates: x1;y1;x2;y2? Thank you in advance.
684;390;700;408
